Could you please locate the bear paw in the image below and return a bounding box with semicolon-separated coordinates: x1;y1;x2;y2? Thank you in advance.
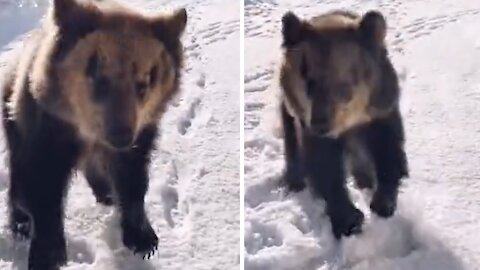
10;211;32;240
123;221;159;260
11;220;32;240
95;194;114;206
330;207;364;239
28;236;67;270
370;191;397;218
280;164;306;193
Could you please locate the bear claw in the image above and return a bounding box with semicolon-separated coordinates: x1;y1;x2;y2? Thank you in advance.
283;179;306;193
11;220;32;240
96;195;114;206
140;245;158;260
123;220;159;260
10;210;32;240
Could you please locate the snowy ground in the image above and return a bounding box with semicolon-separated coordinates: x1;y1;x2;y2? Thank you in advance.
244;0;480;269
0;0;240;269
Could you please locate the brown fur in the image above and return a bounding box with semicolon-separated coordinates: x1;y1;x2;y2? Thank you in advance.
4;0;186;159
279;11;407;238
280;10;395;138
0;1;188;264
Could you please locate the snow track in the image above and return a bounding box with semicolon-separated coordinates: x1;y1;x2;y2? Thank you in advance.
244;0;480;269
0;0;239;269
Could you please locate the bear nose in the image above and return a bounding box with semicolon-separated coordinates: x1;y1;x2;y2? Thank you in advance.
107;128;134;149
311;123;330;136
310;115;330;136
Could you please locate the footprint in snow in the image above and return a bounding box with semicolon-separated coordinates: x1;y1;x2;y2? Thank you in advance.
177;97;202;135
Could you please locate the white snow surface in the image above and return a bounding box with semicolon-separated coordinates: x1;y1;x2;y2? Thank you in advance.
244;0;480;270
0;0;240;269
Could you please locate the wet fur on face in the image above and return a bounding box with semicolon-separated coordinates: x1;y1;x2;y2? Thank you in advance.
280;10;399;138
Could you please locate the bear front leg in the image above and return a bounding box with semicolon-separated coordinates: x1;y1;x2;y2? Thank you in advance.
111;127;158;259
303;133;364;239
280;101;306;192
84;164;114;206
366;109;409;218
8;135;79;270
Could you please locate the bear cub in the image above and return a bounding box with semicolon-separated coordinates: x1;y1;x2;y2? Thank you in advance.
1;0;187;268
279;10;408;238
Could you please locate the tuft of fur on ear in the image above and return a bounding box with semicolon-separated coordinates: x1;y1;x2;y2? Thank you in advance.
282;12;305;47
152;8;188;40
52;0;98;34
359;10;386;45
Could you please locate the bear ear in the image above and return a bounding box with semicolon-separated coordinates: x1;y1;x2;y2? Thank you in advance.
52;0;98;34
282;12;305;47
359;11;386;45
152;8;188;40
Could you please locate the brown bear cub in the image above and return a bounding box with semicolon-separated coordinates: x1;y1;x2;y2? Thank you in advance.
1;0;186;268
279;10;408;239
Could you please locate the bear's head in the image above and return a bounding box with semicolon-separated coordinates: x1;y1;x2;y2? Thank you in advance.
32;0;187;149
280;10;399;138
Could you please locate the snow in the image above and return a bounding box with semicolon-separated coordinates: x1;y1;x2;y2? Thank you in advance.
0;0;239;269
244;0;480;270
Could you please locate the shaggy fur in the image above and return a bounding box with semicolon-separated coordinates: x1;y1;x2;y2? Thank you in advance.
279;10;408;239
1;0;187;268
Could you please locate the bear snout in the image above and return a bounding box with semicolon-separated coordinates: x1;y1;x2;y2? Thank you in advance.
106;127;134;149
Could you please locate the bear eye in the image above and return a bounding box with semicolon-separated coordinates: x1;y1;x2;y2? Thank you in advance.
135;81;148;99
306;79;316;97
149;65;159;86
93;76;111;101
336;82;352;101
135;65;159;99
86;53;103;79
